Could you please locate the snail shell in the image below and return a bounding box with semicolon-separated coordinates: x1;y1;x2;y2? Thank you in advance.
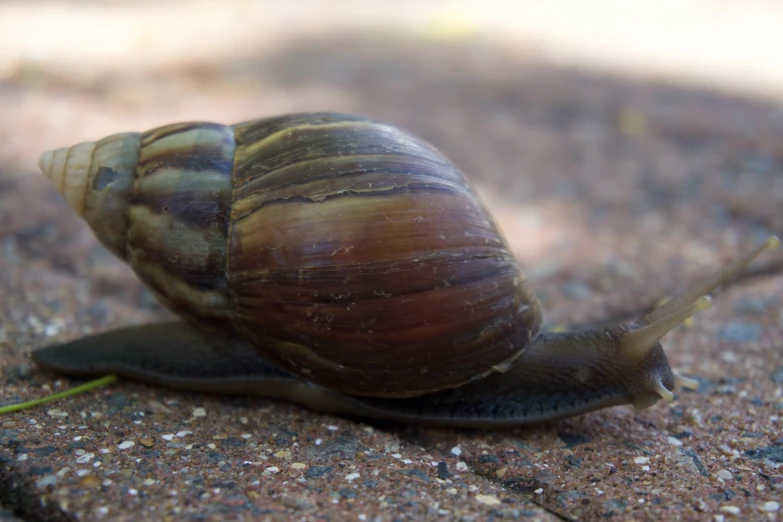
38;113;540;398
33;112;778;427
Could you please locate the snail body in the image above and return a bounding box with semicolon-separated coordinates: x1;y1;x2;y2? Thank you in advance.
33;112;778;427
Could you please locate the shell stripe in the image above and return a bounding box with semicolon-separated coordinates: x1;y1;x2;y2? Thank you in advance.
126;122;236;325
232;119;449;181
231;154;465;194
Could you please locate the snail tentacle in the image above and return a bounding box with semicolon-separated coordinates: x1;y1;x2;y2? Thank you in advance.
637;235;779;327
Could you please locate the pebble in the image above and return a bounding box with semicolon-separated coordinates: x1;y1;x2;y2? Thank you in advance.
118;441;135;450
139;438;154;448
666;436;683;447
192;407;206;417
720;505;740;515
76;452;95;464
634;457;650;464
79;476;101;488
475;494;501;506
760;501;780;512
451;446;462;456
291;463;307;470
262;467;280;476
716;469;732;481
718;321;762;344
36;475;57;488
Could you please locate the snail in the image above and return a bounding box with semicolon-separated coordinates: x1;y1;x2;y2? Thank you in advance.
30;112;778;428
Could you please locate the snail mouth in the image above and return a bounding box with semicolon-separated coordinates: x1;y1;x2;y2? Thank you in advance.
630;370;699;410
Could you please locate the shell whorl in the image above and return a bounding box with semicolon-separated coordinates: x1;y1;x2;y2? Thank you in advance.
38;132;142;260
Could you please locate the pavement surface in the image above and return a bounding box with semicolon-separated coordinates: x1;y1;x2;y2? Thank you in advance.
1;1;782;521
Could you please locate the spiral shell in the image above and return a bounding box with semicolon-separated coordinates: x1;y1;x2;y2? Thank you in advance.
38;112;542;398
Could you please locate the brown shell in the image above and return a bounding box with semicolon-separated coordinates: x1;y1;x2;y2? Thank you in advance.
38;112;542;398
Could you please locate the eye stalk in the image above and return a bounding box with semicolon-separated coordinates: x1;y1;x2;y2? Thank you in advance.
625;235;780;408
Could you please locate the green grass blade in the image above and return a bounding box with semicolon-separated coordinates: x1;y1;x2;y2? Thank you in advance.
0;375;118;415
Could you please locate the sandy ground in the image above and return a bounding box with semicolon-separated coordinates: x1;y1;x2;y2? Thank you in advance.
1;1;782;520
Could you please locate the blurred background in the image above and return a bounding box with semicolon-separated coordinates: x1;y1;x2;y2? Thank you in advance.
1;0;782;328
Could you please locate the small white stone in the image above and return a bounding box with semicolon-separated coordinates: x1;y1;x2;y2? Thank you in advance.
345;473;360;482
717;469;733;481
327;425;339;431
128;488;138;496
161;434;175;441
118;441;135;450
451;446;462;456
455;462;468;472
760;501;780;512
36;475;57;488
634;456;650;464
666;436;683;447
263;466;280;475
175;431;192;438
76;453;94;464
192;407;206;417
241;433;252;439
403;459;412;464
315;439;323;445
719;506;740;515
475;494;501;506
392;453;402;459
534;488;544;494
17;454;28;462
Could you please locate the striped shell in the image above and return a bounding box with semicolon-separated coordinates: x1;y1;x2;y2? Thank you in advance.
38;112;542;398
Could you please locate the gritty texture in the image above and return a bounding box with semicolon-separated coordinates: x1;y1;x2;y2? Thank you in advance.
1;1;783;521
